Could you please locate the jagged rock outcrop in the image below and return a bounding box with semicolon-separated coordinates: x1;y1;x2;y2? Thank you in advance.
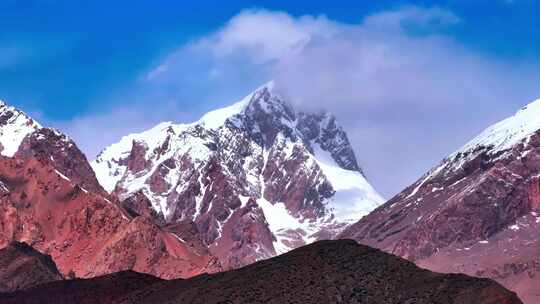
91;82;384;268
341;98;540;303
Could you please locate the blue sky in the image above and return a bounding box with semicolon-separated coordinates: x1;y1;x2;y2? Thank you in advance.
1;0;539;196
1;0;538;119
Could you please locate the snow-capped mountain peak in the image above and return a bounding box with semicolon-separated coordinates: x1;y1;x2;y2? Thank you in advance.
197;81;297;134
424;97;540;175
91;82;384;268
0;99;106;195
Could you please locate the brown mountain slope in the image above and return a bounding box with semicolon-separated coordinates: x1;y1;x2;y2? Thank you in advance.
0;242;63;293
0;240;522;304
0;153;220;280
0;100;220;280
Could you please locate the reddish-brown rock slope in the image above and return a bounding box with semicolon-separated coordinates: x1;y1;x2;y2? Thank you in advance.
0;99;220;280
0;240;522;304
341;99;540;303
0;152;220;279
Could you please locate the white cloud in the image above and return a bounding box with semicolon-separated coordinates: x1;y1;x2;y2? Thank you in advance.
64;6;540;197
146;64;169;80
194;10;340;64
362;5;459;30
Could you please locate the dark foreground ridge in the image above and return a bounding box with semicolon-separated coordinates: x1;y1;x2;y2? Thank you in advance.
0;242;63;293
0;240;522;304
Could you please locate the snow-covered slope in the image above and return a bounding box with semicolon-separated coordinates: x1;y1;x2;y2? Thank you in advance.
312;145;382;221
91;82;384;268
446;98;540;170
457;99;540;155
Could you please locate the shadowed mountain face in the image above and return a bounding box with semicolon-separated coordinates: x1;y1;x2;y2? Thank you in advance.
340;99;540;303
0;242;63;293
0;240;522;304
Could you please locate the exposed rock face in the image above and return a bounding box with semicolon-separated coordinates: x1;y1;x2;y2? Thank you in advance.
16;128;106;196
0;242;63;292
0;100;220;280
0;100;105;196
0;153;220;279
0;240;522;304
91;82;384;268
341;98;540;304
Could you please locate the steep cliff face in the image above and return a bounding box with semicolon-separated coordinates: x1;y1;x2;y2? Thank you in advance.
92;82;384;268
341;98;540;303
0;100;220;280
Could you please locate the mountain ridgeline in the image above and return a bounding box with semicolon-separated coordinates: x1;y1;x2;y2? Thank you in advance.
0;83;383;278
0;240;522;304
2;84;540;303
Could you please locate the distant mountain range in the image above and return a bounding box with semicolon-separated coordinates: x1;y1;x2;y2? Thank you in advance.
0;84;539;302
0;83;383;275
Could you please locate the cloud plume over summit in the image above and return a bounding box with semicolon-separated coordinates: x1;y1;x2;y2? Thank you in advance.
63;6;540;197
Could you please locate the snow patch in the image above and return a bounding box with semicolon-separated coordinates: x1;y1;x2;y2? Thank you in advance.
0;101;41;157
170;233;186;243
406;164;445;199
312;145;384;222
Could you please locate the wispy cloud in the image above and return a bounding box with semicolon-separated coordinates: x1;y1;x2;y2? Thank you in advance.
62;6;540;197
